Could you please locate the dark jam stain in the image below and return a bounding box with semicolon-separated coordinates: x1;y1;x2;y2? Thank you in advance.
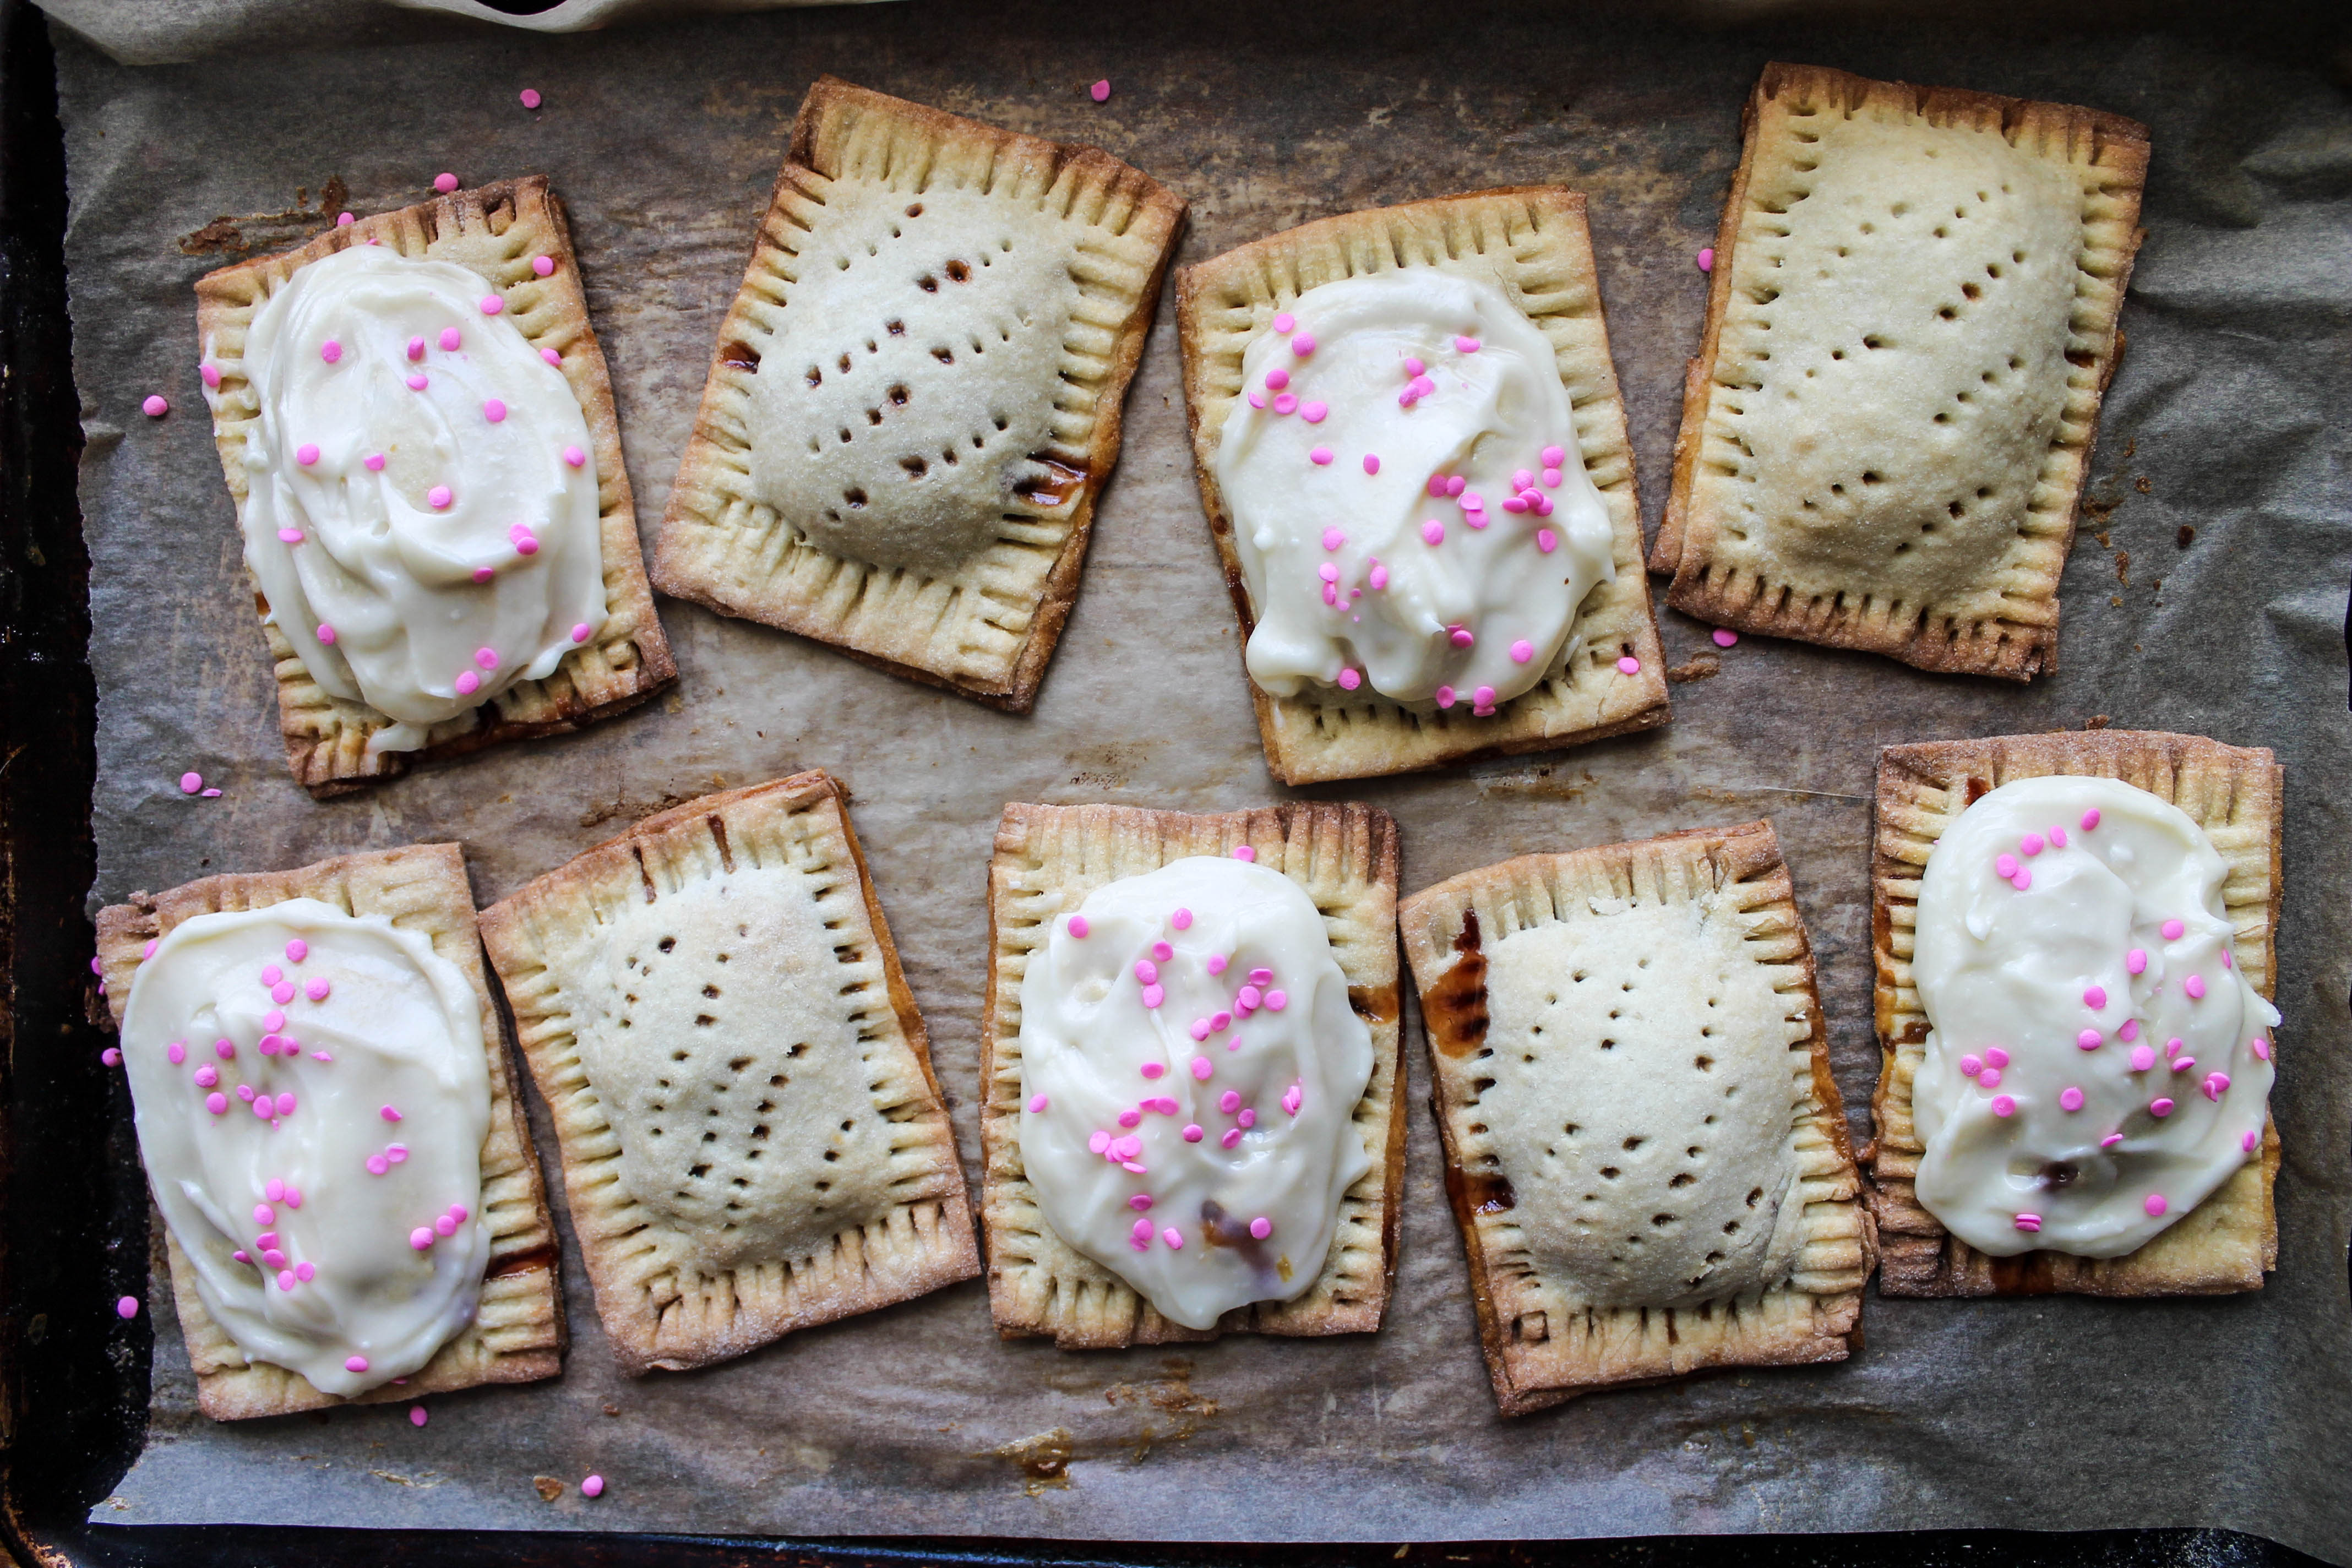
1196;1199;1255;1251
1013;459;1089;508
720;341;760;374
1898;1019;1931;1045
1349;983;1398;1025
1442;1157;1516;1221
1423;909;1489;1059
1964;775;1992;805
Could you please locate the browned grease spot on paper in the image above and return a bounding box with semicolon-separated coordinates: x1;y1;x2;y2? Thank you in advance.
1422;909;1488;1058
1667;652;1721;683
178;177;350;255
533;1476;564;1502
992;1428;1076;1495
1104;1358;1220;1461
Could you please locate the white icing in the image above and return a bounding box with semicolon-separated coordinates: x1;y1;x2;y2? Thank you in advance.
1213;270;1615;711
118;901;492;1396
1016;856;1372;1330
226;244;607;754
1911;776;2279;1257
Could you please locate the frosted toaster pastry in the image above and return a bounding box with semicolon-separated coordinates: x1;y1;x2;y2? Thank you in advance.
1870;731;2283;1297
1400;821;1871;1414
478;771;976;1373
981;802;1403;1347
1652;63;2148;680
193;177;675;797
93;844;562;1420
652;78;1184;711
1175;188;1668;786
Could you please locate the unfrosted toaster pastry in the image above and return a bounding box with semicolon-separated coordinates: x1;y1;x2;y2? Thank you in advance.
194;177;674;796
1400;821;1871;1414
479;771;976;1373
1176;188;1668;785
1653;64;2148;679
653;78;1184;711
1870;731;2283;1297
94;844;563;1420
981;802;1403;1347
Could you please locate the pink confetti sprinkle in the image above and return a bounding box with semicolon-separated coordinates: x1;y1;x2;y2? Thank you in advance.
194;1065;219;1088
1231;845;1255;863
277;527;306;545
382;1104;403;1124
1265;368;1291;393
367;1155;389;1175
2077;1029;2103;1050
1472;686;1496;712
206;1092;227;1115
478;295;504;316
200;364;221;388
2126;948;2147;975
1067;914;1090;939
2117;1019;2140;1043
295;443;320;466
2254;1037;2272;1061
1264;989;1286;1011
253;1203;276;1225
1537;529;1558;553
1249;1217;1272;1240
484;399;507;424
1711;628;1739;648
2103;1132;2125;1148
2204;1072;2230;1101
167;1042;187;1065
563;445;586;468
433;173;459;194
266;1179;286;1202
1995;854;2019;879
2012;869;2033;892
411;1405;429;1427
319;339;345;366
1454;336;1479;353
1206;955;1228;976
428;485;453;509
1161;1227;1185;1250
1182;1124;1204;1143
1249;968;1273;986
1990;1095;2016;1118
410;1228;434;1251
216;1037;238;1059
115;1294;140;1319
304;978;330;1002
2166;1037;2185;1059
2150;1097;2175;1118
317;623;337;645
569;623;595;645
1978;1068;2002;1089
1337;668;1362;691
141;394;169;418
1221;1128;1242;1148
542;347;563;367
1309;447;1332;466
2013;1213;2040;1232
1958;1054;1981;1077
2050;826;2068;848
1191;1055;1213;1081
1291;334;1316;356
472;646;500;672
1436;686;1456;709
1141;984;1164;1008
2082;809;2101;830
1420;520;1445;546
2222;950;2233;970
2144;1193;2169;1218
2130;1045;2155;1071
455;670;480;696
406;372;429;391
1449;626;1474;649
2185;974;2207;1000
1088;1130;1111;1155
100;1047;121;1066
434;1215;457;1238
1272;313;1295;334
1307;402;1333;426
2060;1086;2085;1112
1542;468;1562;488
473;566;496;584
1362;454;1380;475
2084;986;2107;1010
2021;833;2045;857
1089;79;1111;102
2162;918;2185;941
1616;656;1640;676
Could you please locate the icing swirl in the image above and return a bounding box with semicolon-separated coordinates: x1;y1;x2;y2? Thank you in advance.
1213;270;1614;713
1910;776;2278;1257
1016;854;1373;1330
225;244;607;754
119;900;492;1396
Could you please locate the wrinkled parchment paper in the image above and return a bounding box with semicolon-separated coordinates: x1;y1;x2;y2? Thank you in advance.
57;4;2352;1553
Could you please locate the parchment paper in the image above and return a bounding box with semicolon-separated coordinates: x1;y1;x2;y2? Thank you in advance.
56;3;2352;1554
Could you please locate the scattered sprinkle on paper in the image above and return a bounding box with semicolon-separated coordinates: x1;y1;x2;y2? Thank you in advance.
1089;79;1111;102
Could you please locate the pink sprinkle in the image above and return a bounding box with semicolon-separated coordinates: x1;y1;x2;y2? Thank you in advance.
1089;79;1110;103
194;1065;219;1087
100;1047;122;1066
2103;1133;2125;1148
1182;1124;1204;1143
473;567;496;584
1309;447;1332;466
345;1355;371;1374
2050;826;2068;848
1542;468;1562;488
1990;1095;2016;1118
266;1179;286;1202
205;1093;227;1115
478;295;504;316
1425;475;1449;498
1309;398;1332;420
1444;475;1466;497
285;1188;302;1210
1696;247;1714;273
1291;334;1315;356
1536;529;1558;553
570;623;594;644
2130;1045;2155;1071
1265;989;1287;1011
405;372;428;391
2185;974;2207;1000
1450;627;1474;649
2204;1072;2230;1101
1362;454;1380;475
2150;1098;2175;1118
2144;1194;2169;1218
295;442;320;466
1978;1068;2002;1089
276;1269;295;1291
1189;1017;1210;1042
520;86;543;109
1454;336;1480;353
2084;986;2107;1010
1472;686;1496;712
216;1037;237;1059
1616;656;1640;676
2254;1037;2272;1061
2127;948;2148;975
471;646;500;672
201;364;221;389
1995;854;2019;880
1068;915;1090;939
167;1042;186;1065
1207;955;1228;976
116;1294;139;1320
2222;950;2233;970
319;339;344;366
1265;368;1291;392
144;940;157;959
141;394;169;418
2013;1213;2041;1233
1162;1227;1185;1250
382;1105;403;1124
542;348;562;367
484;399;507;424
2011;870;2033;892
1273;396;1297;418
428;485;453;509
406;335;427;362
304;978;330;1001
455;671;480;696
2060;1086;2085;1112
1460;492;1484;514
253;1203;276;1225
1231;845;1255;863
367;1155;389;1175
411;1406;429;1428
1248;1217;1272;1240
1711;628;1739;648
2077;1029;2103;1050
2081;808;2102;830
1421;520;1445;546
433;172;459;194
276;527;306;545
1088;1130;1111;1155
434;1215;457;1238
562;445;586;468
1272;313;1296;334
2162;918;2185;941
2117;1019;2141;1043
1191;1055;1213;1081
2167;1037;2185;1058
252;1098;273;1121
1959;1054;1983;1077
285;939;307;964
410;1228;434;1251
1221;1128;1242;1148
2020;834;2045;857
1337;668;1362;691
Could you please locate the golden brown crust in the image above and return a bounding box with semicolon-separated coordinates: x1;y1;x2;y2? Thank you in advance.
1868;730;2282;1297
94;844;563;1420
1656;63;2149;680
478;770;978;1373
651;78;1185;712
192;177;676;797
1175;187;1669;785
980;801;1403;1347
1400;821;1871;1414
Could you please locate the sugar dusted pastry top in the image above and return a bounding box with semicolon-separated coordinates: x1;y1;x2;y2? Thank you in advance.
1910;777;2278;1257
1016;851;1373;1330
1215;270;1615;714
743;184;1082;579
117;900;491;1397
1479;893;1812;1308
221;243;607;754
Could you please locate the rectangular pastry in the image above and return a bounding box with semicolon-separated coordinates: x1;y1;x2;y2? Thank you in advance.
1175;187;1668;785
194;177;676;796
1870;731;2283;1296
1399;821;1871;1414
1653;63;2148;679
94;844;563;1420
478;771;977;1373
651;78;1185;711
981;801;1403;1347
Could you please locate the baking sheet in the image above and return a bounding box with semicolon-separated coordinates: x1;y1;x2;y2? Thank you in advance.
56;3;2352;1554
